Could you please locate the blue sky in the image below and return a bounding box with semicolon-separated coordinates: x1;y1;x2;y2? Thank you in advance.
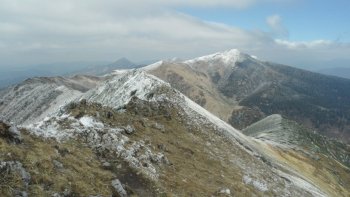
0;0;349;70
178;0;350;42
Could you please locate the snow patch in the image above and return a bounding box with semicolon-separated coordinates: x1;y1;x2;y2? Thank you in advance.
112;69;132;75
142;60;164;71
250;55;258;59
243;175;269;192
79;116;104;128
184;49;245;66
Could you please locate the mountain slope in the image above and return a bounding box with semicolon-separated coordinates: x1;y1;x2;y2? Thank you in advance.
20;71;349;196
146;49;350;143
147;61;238;122
238;63;350;140
0;75;102;125
0;70;343;196
244;114;350;168
244;114;350;196
1;56;350;196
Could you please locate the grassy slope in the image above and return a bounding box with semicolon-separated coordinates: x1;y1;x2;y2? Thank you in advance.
244;115;350;197
148;60;350;143
2;98;349;196
66;99;325;196
0;131;114;196
149;63;237;122
67;100;273;196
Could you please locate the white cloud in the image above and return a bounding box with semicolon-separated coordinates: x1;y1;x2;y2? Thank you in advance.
0;0;348;70
275;39;334;49
266;15;289;38
153;0;257;8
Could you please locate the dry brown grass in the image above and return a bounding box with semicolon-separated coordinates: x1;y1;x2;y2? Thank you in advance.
257;142;350;197
3;99;348;196
0;130;114;196
149;63;237;121
66;100;273;196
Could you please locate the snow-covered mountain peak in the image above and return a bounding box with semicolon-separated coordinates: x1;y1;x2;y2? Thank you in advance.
141;49;257;73
81;70;174;109
184;49;246;66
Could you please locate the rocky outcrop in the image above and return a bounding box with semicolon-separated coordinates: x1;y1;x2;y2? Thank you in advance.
0;161;31;195
0;121;22;143
111;179;127;197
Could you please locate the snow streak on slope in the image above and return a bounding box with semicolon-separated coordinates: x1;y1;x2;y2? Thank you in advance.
183;96;256;151
183;99;325;197
28;86;82;125
0;76;103;126
0;82;81;125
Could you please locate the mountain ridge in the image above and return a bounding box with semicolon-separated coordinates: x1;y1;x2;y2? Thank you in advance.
21;70;347;196
146;49;350;143
0;51;349;196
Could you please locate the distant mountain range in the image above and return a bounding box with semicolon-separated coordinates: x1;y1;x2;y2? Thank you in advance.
70;57;143;76
0;58;147;89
